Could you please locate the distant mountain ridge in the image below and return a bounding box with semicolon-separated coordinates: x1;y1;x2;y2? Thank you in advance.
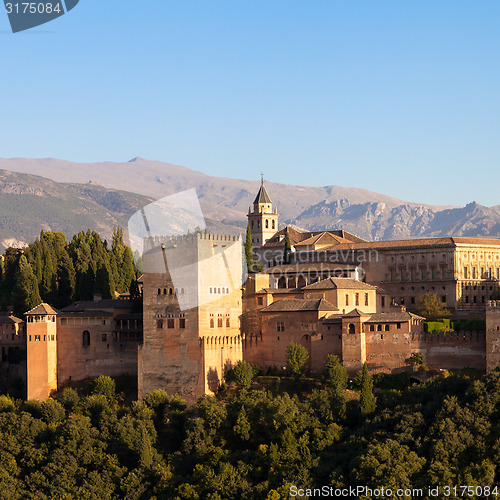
0;157;498;244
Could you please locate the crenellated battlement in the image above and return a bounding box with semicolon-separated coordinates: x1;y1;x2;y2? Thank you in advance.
143;233;242;251
411;331;485;343
199;335;243;346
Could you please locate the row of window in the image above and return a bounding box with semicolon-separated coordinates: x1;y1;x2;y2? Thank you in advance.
157;287;185;295
209;287;230;294
29;334;56;342
463;267;500;280
345;293;369;307
60;318;108;326
390;268;447;281
210;318;231;328
250;219;276;230
157;318;186;329
26;315;56;323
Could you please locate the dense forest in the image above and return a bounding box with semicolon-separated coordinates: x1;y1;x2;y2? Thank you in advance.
0;228;139;316
0;364;499;499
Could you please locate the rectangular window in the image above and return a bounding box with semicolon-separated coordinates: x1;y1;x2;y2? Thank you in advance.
345;294;349;306
217;318;223;328
34;335;40;341
396;323;401;329
257;297;263;306
179;318;186;329
472;267;476;279
156;319;163;329
411;297;415;305
464;267;468;279
355;293;359;306
277;321;285;332
167;319;175;329
226;318;230;328
497;268;500;280
481;267;485;278
381;296;385;308
364;293;369;306
488;268;492;279
441;296;446;303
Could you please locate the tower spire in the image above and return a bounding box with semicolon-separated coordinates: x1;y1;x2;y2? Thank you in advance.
261;171;264;186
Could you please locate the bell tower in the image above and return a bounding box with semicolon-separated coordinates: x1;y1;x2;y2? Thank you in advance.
247;177;279;248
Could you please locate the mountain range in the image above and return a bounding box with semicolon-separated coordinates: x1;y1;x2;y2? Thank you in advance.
0;157;498;248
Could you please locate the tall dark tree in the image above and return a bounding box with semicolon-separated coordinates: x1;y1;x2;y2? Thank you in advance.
359;362;376;417
12;255;42;316
283;230;292;264
56;252;76;307
244;224;254;273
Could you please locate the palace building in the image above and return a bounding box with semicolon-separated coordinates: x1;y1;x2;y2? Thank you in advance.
3;182;500;401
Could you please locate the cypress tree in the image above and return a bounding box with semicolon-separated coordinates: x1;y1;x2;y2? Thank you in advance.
56;252;76;308
359;362;376;417
12;255;42;316
245;224;254;273
284;230;292;264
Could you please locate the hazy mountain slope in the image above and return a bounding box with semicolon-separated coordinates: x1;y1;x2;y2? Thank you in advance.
0;157;452;225
0;157;498;242
0;170;153;249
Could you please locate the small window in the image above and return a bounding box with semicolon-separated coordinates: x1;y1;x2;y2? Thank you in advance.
355;293;359;306
257;297;263;306
218;318;223;328
365;293;368;306
210;319;214;328
370;325;375;332
277;321;285;332
82;330;90;346
345;294;349;306
348;323;355;334
384;324;389;331
156;319;163;329
377;325;382;332
167;319;175;328
396;323;401;329
179;318;186;329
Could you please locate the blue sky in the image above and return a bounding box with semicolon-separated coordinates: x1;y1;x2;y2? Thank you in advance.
1;1;499;207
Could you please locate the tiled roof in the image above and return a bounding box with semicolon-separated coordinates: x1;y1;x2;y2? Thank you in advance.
343;308;370;317
0;315;23;324
61;299;133;312
366;311;424;322
25;303;59;315
295;232;352;247
320;236;500;252
253;183;272;204
261;298;338;312
303;277;377;290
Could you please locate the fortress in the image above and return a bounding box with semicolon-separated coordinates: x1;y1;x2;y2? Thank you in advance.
2;183;500;401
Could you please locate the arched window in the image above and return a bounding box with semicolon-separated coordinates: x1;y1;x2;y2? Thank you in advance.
169;288;173;295
157;288;161;295
181;288;185;294
272;220;275;229
265;220;269;228
82;330;90;346
251;221;254;229
226;288;229;294
377;325;382;331
348;324;355;334
163;288;167;295
385;324;390;331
